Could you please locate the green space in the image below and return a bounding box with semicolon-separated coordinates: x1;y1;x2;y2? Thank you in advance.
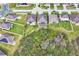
39;4;49;9
8;23;24;35
0;43;14;55
9;3;35;10
66;5;76;10
57;4;63;10
14;28;77;56
15;14;26;25
16;4;35;10
50;4;54;9
51;11;59;14
59;21;72;31
71;12;79;14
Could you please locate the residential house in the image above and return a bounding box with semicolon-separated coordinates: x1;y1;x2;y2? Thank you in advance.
37;14;47;28
60;14;69;21
16;3;31;7
49;14;59;24
6;13;18;22
27;14;36;25
0;22;12;30
69;14;79;25
0;34;15;45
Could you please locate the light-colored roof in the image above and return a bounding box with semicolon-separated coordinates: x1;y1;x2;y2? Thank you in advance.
49;14;59;23
27;14;36;23
0;34;15;45
0;22;12;30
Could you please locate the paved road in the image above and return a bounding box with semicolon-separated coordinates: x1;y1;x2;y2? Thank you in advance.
12;3;79;14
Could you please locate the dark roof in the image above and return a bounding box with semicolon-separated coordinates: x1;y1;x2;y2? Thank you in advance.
19;3;28;5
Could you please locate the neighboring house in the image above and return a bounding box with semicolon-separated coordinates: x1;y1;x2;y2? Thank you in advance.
60;14;69;21
6;13;18;22
16;3;30;7
0;50;6;56
0;12;3;18
0;34;15;45
27;14;36;25
69;14;79;25
49;14;59;24
0;22;12;30
37;14;47;28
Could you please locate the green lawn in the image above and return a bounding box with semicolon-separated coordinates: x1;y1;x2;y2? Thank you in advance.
9;3;16;9
9;3;35;10
16;4;35;10
14;14;26;25
25;25;37;36
66;5;76;10
0;43;14;55
39;4;49;9
49;23;60;29
9;23;24;35
57;4;63;10
50;4;54;9
59;21;72;31
71;12;79;14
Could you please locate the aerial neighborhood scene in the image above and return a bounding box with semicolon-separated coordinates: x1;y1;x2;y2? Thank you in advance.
0;3;79;56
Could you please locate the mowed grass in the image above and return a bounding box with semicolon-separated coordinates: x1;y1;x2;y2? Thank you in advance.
9;23;24;35
59;21;72;31
25;25;37;36
15;14;26;25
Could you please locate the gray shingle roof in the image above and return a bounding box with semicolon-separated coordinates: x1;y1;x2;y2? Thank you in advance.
38;14;47;24
69;14;79;23
27;14;36;23
0;22;12;30
49;14;59;23
6;13;17;22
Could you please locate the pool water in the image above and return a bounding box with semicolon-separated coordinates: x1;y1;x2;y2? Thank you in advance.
0;38;8;43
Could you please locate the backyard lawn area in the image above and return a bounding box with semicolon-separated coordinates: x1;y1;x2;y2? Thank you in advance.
57;4;63;10
25;25;37;36
59;21;72;31
9;3;16;9
50;4;54;9
9;23;24;35
14;14;26;25
66;5;76;10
